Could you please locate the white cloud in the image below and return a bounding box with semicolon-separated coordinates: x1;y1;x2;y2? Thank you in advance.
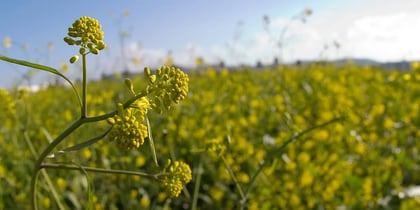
343;13;420;61
115;2;420;68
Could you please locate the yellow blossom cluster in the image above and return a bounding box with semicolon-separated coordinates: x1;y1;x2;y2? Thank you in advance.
107;101;149;149
159;160;192;197
63;16;106;55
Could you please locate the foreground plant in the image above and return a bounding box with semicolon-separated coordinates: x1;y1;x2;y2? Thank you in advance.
0;16;191;210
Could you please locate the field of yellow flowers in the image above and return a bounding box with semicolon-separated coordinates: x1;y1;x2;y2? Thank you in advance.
1;63;420;209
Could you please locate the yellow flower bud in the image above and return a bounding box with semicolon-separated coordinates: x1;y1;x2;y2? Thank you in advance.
69;55;79;63
64;16;106;55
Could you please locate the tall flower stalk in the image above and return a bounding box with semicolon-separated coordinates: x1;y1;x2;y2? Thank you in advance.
0;16;191;210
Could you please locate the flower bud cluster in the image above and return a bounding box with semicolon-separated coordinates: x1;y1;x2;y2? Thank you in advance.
0;89;16;118
107;100;150;149
205;138;226;158
160;160;192;197
144;66;189;113
64;16;106;55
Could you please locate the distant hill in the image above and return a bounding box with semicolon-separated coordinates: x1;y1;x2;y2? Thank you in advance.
334;58;411;71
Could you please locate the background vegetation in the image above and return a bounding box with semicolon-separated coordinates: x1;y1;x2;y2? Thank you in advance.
1;63;419;209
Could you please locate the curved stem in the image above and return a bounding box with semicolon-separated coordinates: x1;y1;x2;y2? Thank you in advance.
83;91;147;123
30;91;149;210
24;131;66;210
40;163;159;180
221;156;245;208
30;119;84;210
0;54;82;108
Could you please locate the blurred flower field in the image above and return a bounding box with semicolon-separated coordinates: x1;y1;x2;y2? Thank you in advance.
1;63;420;209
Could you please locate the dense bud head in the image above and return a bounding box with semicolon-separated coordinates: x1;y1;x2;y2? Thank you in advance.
160;160;192;197
64;16;106;55
145;66;189;113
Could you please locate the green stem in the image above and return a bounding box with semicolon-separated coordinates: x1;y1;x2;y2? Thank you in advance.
30;91;148;210
191;158;203;210
81;53;87;118
40;163;159;180
82;91;147;123
24;132;66;210
30;119;84;210
221;156;245;209
29;92;149;210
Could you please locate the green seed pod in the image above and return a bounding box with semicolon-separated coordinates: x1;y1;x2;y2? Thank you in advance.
149;75;156;83
79;47;86;55
69;55;79;63
117;103;124;116
97;41;106;50
144;67;151;77
63;37;74;45
124;78;135;95
90;48;99;55
107;117;116;125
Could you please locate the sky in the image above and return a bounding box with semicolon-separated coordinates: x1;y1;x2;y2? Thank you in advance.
1;0;420;88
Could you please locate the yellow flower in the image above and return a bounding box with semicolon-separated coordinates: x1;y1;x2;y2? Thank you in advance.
139;195;150;208
145;66;189;113
56;178;66;191
83;149;92;159
3;37;11;48
0;89;16;117
135;156;146;167
107;103;148;149
64;16;106;55
195;56;204;66
60;63;69;73
300;170;313;187
160;160;192;197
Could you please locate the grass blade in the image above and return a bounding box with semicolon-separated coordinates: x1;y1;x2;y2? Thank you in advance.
146;116;159;166
47;126;112;158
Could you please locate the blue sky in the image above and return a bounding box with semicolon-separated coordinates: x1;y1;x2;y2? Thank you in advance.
1;0;420;89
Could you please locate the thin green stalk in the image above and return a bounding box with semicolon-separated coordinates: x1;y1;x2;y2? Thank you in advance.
30;91;149;210
191;158;203;210
221;156;245;209
81;53;87;118
30;119;84;210
82;91;147;123
24;132;66;210
40;163;159;180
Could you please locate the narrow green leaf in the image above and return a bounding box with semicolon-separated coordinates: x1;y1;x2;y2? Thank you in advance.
41;127;54;143
47;126;112;158
146;116;159;166
70;162;94;210
0;55;82;107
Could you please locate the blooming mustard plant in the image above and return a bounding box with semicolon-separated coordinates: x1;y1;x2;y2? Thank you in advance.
0;16;190;210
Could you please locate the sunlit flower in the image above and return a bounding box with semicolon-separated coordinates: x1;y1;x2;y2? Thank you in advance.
159;160;192;197
64;16;106;55
107;103;148;149
145;66;189;113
